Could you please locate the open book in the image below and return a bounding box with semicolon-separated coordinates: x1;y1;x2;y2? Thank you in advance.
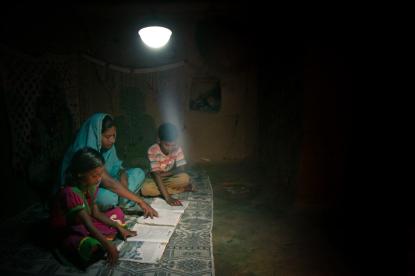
117;198;190;263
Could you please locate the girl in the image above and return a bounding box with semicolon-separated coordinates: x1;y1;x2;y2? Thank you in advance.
57;113;157;218
50;147;136;267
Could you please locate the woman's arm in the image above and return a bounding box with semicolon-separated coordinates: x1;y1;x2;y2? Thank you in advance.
101;170;158;218
119;170;129;189
76;209;119;266
91;204;136;240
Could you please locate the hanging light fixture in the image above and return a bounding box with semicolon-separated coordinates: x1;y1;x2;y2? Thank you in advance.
138;26;172;49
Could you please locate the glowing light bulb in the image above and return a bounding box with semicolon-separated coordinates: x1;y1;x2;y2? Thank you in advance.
138;26;172;48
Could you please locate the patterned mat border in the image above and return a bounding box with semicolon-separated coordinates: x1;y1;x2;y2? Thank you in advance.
0;169;215;276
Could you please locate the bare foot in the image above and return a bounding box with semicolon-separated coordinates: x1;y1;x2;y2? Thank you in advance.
184;183;196;192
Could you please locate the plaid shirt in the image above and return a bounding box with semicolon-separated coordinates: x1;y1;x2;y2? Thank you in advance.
148;143;186;172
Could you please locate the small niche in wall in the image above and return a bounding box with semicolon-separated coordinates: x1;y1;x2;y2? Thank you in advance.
189;78;221;113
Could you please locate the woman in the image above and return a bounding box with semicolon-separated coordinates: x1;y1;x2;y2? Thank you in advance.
58;113;157;218
50;147;136;266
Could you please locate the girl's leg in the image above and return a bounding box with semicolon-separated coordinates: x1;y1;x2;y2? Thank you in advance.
78;237;104;264
61;233;104;267
103;207;126;227
91;207;125;238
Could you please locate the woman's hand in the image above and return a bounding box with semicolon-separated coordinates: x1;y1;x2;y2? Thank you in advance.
138;200;159;218
103;241;119;266
117;226;137;240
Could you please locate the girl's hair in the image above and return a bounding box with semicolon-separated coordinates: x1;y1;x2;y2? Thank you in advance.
66;147;105;184
102;115;115;133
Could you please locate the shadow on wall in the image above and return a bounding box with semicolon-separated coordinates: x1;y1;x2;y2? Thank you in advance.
189;78;221;113
115;86;157;172
28;70;73;201
1;73;16;219
1;67;73;219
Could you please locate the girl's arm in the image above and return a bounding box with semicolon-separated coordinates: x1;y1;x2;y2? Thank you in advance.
76;209;119;266
100;170;158;218
91;203;136;240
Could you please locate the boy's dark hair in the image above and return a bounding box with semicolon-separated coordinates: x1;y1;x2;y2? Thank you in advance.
102;115;115;133
67;147;105;182
158;123;178;142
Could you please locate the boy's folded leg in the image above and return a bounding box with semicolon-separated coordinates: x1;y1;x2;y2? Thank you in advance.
164;173;192;194
140;179;161;197
166;185;186;195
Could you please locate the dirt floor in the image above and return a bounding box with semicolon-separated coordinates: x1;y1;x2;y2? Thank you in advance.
200;161;354;276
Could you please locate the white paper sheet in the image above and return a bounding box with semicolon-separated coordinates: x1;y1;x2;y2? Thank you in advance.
117;241;167;264
151;197;190;213
127;223;175;243
137;209;182;226
115;198;189;263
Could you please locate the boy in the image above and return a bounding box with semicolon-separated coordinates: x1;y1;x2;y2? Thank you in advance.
141;123;194;206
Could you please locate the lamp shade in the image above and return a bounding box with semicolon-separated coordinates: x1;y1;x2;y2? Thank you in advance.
138;26;172;48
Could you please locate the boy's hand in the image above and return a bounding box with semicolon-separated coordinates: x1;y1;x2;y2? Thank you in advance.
166;197;182;206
